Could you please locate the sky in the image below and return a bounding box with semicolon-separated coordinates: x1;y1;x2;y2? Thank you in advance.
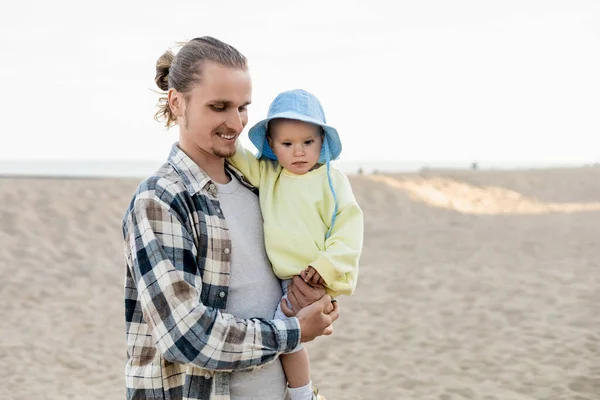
1;0;599;164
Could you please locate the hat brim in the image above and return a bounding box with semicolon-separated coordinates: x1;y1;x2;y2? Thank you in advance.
248;111;342;163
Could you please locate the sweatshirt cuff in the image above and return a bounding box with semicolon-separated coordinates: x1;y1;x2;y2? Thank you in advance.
310;255;339;288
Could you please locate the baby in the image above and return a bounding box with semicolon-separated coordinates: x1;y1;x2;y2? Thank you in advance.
228;89;363;400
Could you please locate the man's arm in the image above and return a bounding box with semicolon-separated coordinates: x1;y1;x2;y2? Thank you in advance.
124;194;300;372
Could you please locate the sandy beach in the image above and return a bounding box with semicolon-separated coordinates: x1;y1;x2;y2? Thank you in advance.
1;167;599;399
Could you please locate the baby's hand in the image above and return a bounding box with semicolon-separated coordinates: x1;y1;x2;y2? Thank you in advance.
301;266;325;286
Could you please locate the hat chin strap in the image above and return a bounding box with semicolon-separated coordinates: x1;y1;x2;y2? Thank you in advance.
324;136;338;239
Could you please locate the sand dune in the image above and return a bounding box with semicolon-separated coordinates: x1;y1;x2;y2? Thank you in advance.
368;174;600;214
1;167;599;399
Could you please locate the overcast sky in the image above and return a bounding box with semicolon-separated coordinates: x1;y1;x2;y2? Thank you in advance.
1;0;599;163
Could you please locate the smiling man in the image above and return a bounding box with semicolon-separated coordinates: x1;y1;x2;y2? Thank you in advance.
121;37;339;400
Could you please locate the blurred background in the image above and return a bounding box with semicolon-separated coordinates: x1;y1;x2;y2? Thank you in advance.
1;1;599;399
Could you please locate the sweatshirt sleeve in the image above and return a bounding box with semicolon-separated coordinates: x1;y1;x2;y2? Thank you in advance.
227;140;264;188
309;171;364;297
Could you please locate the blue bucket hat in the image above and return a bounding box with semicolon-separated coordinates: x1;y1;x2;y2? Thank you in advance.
248;89;342;239
248;89;342;164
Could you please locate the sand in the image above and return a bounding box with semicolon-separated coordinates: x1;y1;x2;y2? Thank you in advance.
1;167;599;399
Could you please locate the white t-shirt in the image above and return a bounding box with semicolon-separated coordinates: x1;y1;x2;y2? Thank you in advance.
216;175;288;400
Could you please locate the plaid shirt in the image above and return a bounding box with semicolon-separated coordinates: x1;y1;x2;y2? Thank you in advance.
122;144;301;400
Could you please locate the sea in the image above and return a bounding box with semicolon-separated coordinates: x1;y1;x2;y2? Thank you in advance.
0;160;592;179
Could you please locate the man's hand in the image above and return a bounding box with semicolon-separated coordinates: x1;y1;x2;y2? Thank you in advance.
286;276;326;312
301;266;325;286
281;295;340;343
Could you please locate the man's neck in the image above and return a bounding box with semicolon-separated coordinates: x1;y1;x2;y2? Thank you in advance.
178;141;231;184
199;159;231;184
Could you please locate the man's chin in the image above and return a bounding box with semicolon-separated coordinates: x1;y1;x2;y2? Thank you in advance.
213;148;236;159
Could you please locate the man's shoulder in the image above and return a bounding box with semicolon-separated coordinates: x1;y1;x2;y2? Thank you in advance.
135;162;188;202
226;162;259;194
122;163;191;226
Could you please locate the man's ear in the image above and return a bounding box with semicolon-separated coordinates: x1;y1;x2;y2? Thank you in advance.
168;89;185;118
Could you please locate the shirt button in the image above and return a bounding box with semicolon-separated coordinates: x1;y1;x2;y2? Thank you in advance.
219;291;226;298
223;247;230;255
209;183;215;191
216;208;222;214
204;372;211;379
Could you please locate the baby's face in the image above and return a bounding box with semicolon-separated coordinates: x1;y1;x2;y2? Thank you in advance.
268;119;323;175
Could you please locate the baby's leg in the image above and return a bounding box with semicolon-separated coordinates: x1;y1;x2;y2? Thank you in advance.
276;279;313;399
282;348;312;400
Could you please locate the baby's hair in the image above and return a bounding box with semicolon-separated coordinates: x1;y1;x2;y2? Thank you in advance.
266;118;325;138
154;36;248;127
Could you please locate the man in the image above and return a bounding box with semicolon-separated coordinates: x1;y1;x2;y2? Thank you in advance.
122;36;338;400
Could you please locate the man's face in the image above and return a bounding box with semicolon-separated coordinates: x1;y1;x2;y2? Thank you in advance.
268;119;323;175
174;62;252;159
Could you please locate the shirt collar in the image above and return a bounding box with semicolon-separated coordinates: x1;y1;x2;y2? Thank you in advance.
167;142;256;196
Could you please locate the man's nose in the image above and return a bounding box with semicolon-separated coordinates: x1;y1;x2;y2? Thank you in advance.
225;110;244;133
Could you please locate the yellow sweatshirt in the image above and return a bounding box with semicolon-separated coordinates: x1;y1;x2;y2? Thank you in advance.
228;141;363;297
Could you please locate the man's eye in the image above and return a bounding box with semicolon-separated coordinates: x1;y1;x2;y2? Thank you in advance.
282;142;292;147
238;106;247;112
210;105;226;112
304;140;314;145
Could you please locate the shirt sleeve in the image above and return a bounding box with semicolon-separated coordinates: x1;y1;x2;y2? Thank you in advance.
123;191;301;371
227;140;264;188
308;171;364;297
